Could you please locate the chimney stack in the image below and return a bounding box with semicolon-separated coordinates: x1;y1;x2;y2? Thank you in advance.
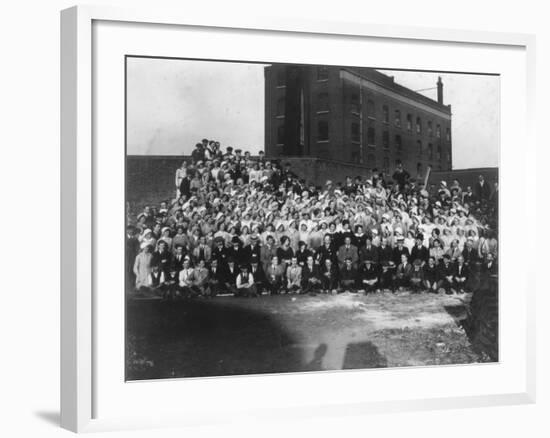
437;76;443;104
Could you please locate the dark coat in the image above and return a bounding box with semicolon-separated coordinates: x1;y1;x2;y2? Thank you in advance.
410;245;429;264
392;246;410;266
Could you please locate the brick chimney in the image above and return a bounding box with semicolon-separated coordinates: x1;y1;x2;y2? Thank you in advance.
437;76;443;104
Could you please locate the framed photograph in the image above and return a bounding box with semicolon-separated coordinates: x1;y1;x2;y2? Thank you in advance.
61;5;536;433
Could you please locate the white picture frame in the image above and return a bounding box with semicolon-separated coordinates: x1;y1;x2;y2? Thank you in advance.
60;5;537;433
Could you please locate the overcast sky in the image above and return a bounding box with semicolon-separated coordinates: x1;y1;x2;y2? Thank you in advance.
127;57;499;169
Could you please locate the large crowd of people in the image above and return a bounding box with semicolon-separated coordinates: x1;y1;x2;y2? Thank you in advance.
126;139;499;299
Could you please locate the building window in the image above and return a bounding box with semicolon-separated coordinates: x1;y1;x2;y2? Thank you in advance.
395;134;402;151
436;124;441;138
437;145;442;161
394;110;401;127
317;66;329;81
446;127;451;141
427;121;433;137
317;120;329;141
367;99;375;119
276;97;285;117
428;143;433;160
277;124;285;145
382;130;389;148
367;127;376;146
276;69;285;87
416;117;422;134
383;157;390;175
382;105;389;123
367;153;376;168
417;140;422;156
351;122;360;142
350;93;360;114
417;162;423;176
406;114;412;131
317;92;329;112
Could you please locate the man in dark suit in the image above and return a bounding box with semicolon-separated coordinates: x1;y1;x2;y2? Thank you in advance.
410;234;429;265
392;237;410;266
207;258;226;297
172;244;186;273
249;255;267;294
395;254;412;290
474;174;491;202
462;239;478;267
244;235;262;265
339;257;359;293
301;255;322;294
359;236;379;266
151;240;172;273
226;236;247;266
211;237;228;266
358;259;379;294
126;225;140;289
317;234;338;266
437;254;455;294
320;258;339;293
223;257;239;295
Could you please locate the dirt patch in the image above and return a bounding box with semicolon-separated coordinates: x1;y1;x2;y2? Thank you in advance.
126;292;484;380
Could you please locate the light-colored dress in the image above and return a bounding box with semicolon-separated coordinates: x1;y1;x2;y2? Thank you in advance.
133;251;152;289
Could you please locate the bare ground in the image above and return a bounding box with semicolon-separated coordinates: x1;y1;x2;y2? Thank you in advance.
126;292;485;380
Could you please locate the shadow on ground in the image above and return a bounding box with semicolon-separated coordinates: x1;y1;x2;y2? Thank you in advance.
127;298;306;380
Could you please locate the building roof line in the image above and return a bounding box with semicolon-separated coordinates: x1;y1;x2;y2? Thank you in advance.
341;67;452;115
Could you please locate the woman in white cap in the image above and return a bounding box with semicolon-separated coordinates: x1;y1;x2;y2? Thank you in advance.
139;228;156;249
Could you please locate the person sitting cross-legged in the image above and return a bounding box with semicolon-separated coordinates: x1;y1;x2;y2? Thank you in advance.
422;256;439;293
265;255;285;295
206;258;225;297
395;254;412;291
409;259;425;293
286;256;303;294
379;261;395;292
452;255;470;294
249;255;268;295
301;254;322;295
321;258;339;294
437;254;455;294
358;258;379;294
189;258;209;297
339;256;358;293
235;264;258;297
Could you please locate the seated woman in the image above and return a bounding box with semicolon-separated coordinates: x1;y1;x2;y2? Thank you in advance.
277;236;294;267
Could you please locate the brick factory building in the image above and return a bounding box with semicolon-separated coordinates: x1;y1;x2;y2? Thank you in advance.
264;64;453;177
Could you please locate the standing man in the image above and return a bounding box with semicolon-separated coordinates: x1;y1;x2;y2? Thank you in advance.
474;174;491;202
392;160;410;192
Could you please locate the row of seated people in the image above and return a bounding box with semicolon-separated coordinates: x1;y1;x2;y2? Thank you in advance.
139;250;498;299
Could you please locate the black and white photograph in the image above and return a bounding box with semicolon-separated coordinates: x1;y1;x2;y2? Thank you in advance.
125;57;499;381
